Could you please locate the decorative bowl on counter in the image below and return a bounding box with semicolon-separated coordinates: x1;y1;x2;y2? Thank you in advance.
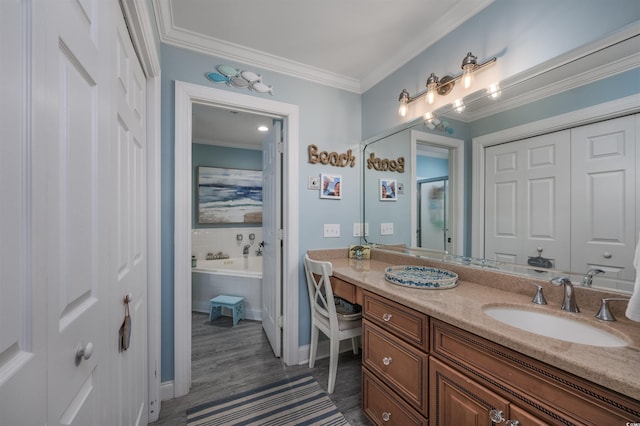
384;265;458;289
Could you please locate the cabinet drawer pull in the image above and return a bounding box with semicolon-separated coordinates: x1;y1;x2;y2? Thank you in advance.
382;313;393;321
603;252;612;259
382;356;392;366
489;409;520;426
381;411;392;422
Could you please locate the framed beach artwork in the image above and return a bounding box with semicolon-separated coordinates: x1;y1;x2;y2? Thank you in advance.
198;166;263;224
379;178;397;201
320;173;342;200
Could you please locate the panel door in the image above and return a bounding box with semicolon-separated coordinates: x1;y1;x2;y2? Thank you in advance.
571;114;637;282
485;131;571;271
38;0;112;423
111;11;148;426
0;1;47;424
262;120;283;357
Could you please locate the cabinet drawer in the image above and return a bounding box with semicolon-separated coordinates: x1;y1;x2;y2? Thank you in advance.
430;357;509;426
363;320;429;416
363;368;428;426
363;290;429;351
330;276;360;305
430;319;640;425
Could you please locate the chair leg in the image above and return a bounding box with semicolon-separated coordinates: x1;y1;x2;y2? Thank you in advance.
351;336;359;355
309;325;319;368
327;337;340;394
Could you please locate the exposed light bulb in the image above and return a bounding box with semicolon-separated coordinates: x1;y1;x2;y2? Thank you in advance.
398;100;408;117
462;66;474;89
398;89;410;117
460;52;477;90
425;73;438;105
258;125;269;132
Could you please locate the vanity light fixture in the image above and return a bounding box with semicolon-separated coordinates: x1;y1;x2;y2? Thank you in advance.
258;125;269;132
397;51;496;116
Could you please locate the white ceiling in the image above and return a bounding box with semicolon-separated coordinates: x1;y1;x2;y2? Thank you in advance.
155;0;495;148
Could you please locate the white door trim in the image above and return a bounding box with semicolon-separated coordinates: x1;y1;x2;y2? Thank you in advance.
173;81;300;397
471;94;640;259
410;131;464;254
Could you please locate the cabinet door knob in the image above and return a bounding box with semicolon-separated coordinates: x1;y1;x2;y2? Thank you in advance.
382;356;392;366
382;313;392;321
381;411;392;422
603;252;612;259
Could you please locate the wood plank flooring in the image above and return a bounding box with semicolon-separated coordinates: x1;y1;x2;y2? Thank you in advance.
150;312;371;425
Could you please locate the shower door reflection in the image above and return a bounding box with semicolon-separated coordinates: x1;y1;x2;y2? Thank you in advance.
418;177;448;251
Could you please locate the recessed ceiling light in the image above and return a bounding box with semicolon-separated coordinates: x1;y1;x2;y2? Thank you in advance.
258;125;269;132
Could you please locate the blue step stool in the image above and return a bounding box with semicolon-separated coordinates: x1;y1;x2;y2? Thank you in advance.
209;295;245;326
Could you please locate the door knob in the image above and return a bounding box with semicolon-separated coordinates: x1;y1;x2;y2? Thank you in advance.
75;342;94;365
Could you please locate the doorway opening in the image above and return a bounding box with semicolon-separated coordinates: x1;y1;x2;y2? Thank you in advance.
173;82;300;398
410;130;464;256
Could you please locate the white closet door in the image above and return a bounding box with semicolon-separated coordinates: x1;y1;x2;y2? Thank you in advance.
37;0;112;423
485;131;571;270
0;2;47;424
571;115;637;282
111;11;149;426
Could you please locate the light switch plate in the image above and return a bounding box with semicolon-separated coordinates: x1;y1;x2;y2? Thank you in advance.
323;224;340;238
380;222;394;235
308;176;320;190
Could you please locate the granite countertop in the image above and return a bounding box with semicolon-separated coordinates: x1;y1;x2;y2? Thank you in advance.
308;248;640;401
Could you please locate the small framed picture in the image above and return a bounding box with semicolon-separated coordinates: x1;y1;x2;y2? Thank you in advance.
379;178;397;201
320;174;342;199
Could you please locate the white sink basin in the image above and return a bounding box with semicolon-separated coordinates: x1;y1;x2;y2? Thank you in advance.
483;306;628;347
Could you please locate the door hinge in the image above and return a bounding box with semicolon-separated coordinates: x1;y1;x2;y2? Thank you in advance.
277;140;284;153
277;228;285;240
277;316;284;328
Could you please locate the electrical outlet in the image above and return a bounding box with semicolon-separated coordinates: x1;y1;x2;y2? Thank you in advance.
380;222;394;235
323;224;340;238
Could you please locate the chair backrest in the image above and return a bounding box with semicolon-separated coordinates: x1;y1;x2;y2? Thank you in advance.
303;254;338;324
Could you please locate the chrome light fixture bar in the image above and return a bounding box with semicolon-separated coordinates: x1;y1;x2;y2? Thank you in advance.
397;52;497;116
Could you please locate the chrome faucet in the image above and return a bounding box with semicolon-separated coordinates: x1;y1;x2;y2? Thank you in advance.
550;276;579;313
242;244;251;257
581;268;604;287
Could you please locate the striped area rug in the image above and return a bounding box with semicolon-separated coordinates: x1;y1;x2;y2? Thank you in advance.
186;373;350;426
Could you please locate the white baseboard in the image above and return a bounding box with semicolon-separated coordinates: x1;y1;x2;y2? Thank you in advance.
160;380;175;402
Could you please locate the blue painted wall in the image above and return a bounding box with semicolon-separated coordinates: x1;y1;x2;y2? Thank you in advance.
161;44;361;382
417;156;448;180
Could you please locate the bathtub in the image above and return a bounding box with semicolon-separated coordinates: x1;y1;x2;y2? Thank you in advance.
192;257;263;321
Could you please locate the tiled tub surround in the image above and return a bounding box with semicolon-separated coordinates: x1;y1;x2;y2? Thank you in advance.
307;248;640;401
192;227;263;261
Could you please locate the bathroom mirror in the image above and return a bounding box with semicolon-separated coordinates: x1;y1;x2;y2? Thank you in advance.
362;29;640;294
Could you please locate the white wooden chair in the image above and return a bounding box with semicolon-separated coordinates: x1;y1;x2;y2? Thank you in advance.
304;254;362;393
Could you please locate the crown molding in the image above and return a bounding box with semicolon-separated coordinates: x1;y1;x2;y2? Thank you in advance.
153;0;361;93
